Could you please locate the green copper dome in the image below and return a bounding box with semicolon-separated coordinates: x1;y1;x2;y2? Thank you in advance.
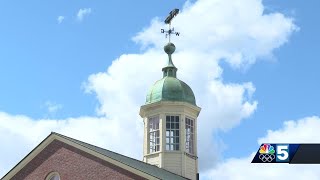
146;76;196;105
145;42;196;105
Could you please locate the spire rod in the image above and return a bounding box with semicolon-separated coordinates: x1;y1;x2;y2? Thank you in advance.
161;9;180;78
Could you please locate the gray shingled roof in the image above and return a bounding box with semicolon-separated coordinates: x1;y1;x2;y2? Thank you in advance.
54;132;188;180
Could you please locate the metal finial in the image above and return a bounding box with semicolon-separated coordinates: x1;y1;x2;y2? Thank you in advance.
160;9;180;43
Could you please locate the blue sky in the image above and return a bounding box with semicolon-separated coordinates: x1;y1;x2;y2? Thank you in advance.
221;0;320;158
1;0;320;179
0;0;186;118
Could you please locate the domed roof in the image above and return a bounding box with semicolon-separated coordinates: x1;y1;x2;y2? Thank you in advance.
146;76;196;105
145;42;196;106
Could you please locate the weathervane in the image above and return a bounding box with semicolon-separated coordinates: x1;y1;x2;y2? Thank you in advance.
161;8;180;42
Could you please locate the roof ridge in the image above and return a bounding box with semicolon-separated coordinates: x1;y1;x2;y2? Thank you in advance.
54;132;143;163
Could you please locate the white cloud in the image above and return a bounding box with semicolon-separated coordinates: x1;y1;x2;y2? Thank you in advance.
0;0;297;177
202;116;320;180
57;16;65;24
0;112;143;177
45;101;63;114
258;116;320;144
133;0;298;69
77;8;92;22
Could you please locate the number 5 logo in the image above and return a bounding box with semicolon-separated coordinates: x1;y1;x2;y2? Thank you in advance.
276;144;289;162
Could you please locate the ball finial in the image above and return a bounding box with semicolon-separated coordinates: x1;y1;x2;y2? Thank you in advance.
164;42;176;55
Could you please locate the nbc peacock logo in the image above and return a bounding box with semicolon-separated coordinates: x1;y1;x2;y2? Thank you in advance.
258;144;275;162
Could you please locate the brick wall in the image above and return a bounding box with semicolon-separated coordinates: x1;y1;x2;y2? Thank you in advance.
11;140;146;180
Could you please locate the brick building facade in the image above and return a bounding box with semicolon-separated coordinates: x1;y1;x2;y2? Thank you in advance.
2;133;188;180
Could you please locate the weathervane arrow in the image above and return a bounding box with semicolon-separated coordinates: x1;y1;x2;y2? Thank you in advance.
161;8;180;42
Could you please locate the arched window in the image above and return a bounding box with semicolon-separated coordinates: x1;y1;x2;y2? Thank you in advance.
46;172;60;180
